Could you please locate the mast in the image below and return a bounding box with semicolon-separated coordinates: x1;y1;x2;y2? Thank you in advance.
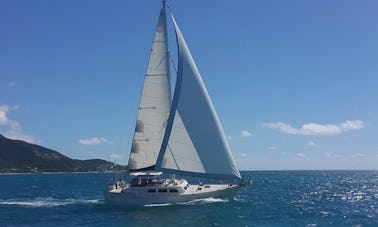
127;1;171;171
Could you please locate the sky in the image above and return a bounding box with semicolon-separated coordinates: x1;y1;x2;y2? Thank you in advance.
1;0;377;170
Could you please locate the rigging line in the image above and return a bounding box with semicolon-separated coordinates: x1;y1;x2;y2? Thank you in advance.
167;144;180;170
155;53;168;70
169;54;178;73
158;116;168;135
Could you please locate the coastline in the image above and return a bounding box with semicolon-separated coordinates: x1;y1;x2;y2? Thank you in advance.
0;171;115;175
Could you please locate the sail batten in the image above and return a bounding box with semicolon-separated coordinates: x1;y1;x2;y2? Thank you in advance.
127;4;171;171
155;15;241;180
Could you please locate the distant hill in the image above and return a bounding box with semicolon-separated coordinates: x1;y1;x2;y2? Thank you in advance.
0;134;124;173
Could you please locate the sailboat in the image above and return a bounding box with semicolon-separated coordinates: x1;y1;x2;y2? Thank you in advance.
105;1;249;206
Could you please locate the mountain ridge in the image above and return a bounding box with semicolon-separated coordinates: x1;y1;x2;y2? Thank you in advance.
0;134;122;173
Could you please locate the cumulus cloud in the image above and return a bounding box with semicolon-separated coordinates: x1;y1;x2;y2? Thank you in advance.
78;137;112;145
240;130;252;138
268;146;277;150
263;120;364;136
0;104;35;143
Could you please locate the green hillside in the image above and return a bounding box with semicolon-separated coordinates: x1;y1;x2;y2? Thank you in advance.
0;134;121;173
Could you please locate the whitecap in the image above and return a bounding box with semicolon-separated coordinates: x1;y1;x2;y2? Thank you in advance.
233;196;247;202
180;197;228;205
144;203;172;207
320;211;333;217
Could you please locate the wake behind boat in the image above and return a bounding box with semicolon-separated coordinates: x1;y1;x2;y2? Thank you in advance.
105;1;250;206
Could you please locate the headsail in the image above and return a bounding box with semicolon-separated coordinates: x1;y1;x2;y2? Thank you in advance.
128;3;171;171
155;15;241;180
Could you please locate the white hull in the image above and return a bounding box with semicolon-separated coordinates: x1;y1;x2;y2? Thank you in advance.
104;179;240;206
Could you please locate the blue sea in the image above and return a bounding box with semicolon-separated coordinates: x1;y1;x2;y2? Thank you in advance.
0;171;377;226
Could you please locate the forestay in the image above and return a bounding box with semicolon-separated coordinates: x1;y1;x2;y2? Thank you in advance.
155;15;241;180
128;5;171;170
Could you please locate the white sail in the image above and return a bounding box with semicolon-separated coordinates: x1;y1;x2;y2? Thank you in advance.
105;3;248;207
128;4;171;170
155;16;241;179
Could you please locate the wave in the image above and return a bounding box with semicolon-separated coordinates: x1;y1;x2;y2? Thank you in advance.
180;197;229;205
0;198;102;207
233;195;247;203
144;203;172;207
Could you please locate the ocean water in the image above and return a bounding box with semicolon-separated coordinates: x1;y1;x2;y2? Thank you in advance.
0;171;377;226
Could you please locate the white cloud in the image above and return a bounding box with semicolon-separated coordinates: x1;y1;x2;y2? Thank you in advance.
341;120;365;130
349;153;366;158
263;120;364;136
0;104;35;143
4;130;35;143
296;153;309;160
0;105;20;130
78;137;112;145
263;122;298;134
268;146;277;150
240;130;252;138
0;105;10;125
306;141;317;147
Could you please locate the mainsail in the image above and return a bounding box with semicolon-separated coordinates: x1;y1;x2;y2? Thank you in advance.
155;16;241;180
128;4;171;170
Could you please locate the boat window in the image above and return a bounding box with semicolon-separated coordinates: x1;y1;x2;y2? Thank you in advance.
158;189;167;193
205;185;210;188
147;189;156;193
184;186;187;190
197;187;202;190
169;189;178;193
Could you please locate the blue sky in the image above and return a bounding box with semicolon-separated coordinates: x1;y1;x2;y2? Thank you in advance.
1;0;377;170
